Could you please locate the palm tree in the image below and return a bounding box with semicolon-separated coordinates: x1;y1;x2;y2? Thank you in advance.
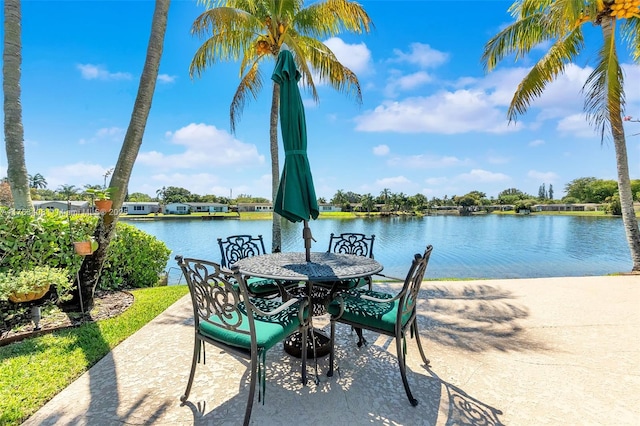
3;0;32;211
57;184;79;201
75;0;170;310
482;0;640;272
28;173;47;189
190;0;373;252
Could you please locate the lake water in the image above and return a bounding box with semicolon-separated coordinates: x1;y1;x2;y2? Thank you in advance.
126;215;633;283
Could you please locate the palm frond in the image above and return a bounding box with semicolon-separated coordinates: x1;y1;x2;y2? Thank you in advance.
621;16;640;63
482;14;551;72
230;61;264;133
583;17;625;141
295;0;373;40
297;36;362;104
190;7;263;77
507;27;584;121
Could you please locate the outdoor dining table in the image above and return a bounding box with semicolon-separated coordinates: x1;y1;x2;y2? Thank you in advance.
233;251;383;358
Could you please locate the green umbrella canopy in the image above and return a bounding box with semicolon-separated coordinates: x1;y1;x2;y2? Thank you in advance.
272;50;319;223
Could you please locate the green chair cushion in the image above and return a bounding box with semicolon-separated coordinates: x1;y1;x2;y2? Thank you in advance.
327;289;411;333
231;277;281;296
314;277;368;291
199;298;301;351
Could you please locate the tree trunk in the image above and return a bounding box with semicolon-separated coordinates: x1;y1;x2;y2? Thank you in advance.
611;115;640;272
75;0;170;311
3;0;32;211
270;82;281;252
602;17;640;272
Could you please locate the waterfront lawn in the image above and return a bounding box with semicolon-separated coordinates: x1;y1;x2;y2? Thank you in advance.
0;285;188;426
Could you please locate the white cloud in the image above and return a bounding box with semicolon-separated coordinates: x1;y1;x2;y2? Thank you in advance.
556;114;598;138
157;74;177;84
79;127;124;144
323;37;372;75
77;64;131;81
527;170;559;182
385;71;433;97
47;162;114;189
355;90;521;134
138;123;264;169
390;43;449;68
456;169;510;183
375;176;412;187
373;144;390;156
529;139;545;147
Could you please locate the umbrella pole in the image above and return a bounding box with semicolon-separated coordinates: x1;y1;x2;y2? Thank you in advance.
303;220;313;262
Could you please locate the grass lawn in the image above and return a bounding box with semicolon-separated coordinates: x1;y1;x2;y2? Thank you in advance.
0;285;189;426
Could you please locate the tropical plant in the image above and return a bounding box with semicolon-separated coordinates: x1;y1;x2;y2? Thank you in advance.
75;0;170;310
3;0;32;211
190;0;373;252
28;173;47;189
85;187;115;201
57;184;80;201
482;0;640;272
0;266;73;303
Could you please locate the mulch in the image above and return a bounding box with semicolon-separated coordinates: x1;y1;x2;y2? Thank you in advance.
0;290;134;346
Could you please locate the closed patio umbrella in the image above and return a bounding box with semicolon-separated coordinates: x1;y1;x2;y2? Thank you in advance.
272;49;319;262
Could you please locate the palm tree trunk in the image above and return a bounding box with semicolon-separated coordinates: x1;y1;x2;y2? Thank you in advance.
611;115;640;271
75;0;171;310
602;17;640;272
3;0;32;211
270;82;281;252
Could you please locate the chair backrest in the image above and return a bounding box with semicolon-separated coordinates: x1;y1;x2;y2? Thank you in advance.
175;256;257;344
396;245;433;325
218;235;268;268
327;233;375;258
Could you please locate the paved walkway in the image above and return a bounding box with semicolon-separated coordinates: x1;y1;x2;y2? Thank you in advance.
23;275;640;425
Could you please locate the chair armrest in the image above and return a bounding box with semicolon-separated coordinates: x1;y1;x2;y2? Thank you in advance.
373;272;404;282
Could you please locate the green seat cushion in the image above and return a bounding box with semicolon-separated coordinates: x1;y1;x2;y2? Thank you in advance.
231;277;281;295
199;298;301;351
327;290;412;333
315;277;369;291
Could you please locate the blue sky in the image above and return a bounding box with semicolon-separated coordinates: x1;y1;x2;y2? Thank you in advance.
1;0;639;201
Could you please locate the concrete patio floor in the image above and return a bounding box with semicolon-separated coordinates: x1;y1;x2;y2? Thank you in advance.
23;275;640;425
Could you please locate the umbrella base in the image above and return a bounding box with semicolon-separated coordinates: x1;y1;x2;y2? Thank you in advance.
284;329;330;359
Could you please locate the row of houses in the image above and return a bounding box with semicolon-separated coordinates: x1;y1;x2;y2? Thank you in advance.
31;201;342;215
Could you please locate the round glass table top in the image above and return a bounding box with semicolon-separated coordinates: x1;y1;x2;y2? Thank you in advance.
233;252;383;282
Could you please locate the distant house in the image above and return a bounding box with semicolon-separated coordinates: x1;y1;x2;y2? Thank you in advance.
186;202;228;213
318;204;341;212
237;203;273;212
33;200;90;213
163;202;229;214
122;202;161;215
164;202;191;215
533;203;601;212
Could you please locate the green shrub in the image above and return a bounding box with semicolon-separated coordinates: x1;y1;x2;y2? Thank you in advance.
0;208;170;290
99;223;171;290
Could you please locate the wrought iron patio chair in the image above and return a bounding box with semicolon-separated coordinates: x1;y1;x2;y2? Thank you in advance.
176;256;309;426
326;245;434;406
316;232;376;292
218;234;297;298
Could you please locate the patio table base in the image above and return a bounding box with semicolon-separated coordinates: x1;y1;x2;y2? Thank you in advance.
284;329;331;359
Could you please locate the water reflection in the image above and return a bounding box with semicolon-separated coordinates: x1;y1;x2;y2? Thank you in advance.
128;215;632;282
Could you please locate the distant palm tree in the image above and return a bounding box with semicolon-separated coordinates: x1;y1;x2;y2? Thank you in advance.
28;173;47;189
3;0;32;210
57;184;79;201
482;0;640;272
190;0;373;252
